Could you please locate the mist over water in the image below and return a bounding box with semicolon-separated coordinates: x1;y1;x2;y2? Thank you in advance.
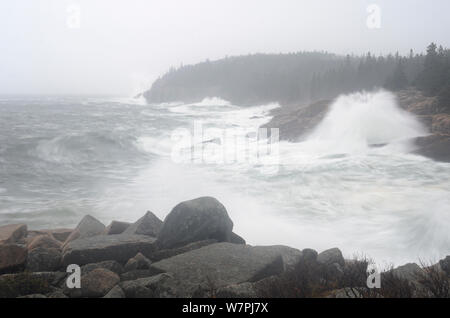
0;91;449;266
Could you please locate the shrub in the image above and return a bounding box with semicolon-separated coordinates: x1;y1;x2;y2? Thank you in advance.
415;261;450;298
377;267;416;298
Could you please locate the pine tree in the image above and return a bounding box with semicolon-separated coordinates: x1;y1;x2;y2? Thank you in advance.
417;43;443;94
385;60;408;91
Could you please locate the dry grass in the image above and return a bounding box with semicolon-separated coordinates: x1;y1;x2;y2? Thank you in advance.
255;254;449;298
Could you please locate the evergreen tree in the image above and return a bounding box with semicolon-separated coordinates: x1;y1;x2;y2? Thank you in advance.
416;43;445;94
385;60;408;91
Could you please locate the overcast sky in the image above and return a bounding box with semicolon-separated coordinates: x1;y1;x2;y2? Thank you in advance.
1;0;449;96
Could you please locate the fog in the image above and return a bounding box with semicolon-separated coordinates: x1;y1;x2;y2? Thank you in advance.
1;0;449;96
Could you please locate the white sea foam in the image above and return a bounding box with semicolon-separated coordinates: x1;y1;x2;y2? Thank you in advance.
305;90;427;154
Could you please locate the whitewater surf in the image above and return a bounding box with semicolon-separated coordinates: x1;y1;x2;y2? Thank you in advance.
0;91;448;266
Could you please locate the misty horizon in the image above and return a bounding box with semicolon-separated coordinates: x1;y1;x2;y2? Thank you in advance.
1;0;450;96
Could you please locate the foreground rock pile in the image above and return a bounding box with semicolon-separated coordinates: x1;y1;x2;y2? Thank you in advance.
0;196;449;298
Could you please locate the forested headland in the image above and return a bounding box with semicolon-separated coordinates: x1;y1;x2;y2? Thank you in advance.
143;43;450;111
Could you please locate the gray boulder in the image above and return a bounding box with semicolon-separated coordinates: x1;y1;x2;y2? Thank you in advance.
0;224;27;244
27;235;62;251
62;234;157;266
104;221;131;235
67;268;120;298
317;248;345;267
120;269;164;282
157;197;234;249
41;229;73;242
0;244;28;274
26;247;62;272
414;134;450;163
81;260;124;275
124;211;163;237
151;239;217;262
103;285;125;298
229;232;246;245
301;248;318;263
0;272;64;297
439;256;450;276
120;273;177;298
46;290;68;298
392;263;423;282
31;271;68;288
149;242;302;297
124;253;152;271
64;215;105;246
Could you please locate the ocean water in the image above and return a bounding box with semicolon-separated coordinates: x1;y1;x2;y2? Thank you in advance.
0;91;449;266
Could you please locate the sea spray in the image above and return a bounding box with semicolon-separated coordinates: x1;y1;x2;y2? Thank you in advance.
1;95;449;265
305;90;428;155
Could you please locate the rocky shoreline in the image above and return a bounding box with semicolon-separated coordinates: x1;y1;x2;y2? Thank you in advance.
262;88;450;163
0;196;449;298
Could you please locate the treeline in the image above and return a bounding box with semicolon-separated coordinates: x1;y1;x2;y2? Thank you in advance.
415;43;450;110
143;44;450;108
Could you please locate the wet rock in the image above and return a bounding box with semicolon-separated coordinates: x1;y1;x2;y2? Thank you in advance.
397;89;439;115
0;244;28;274
261;100;331;141
439;256;450;276
124;211;162;237
103;285;125;298
25;230;47;243
29;272;68;288
63;215;105;246
120;273;177;298
317;248;345;267
301;249;318;263
26;247;62;272
62;234;157;266
432;114;450;135
0;272;55;297
124;253;152;271
67;268;120;298
41;229;73;242
392;263;423;282
46;289;68;298
151;239;217;262
149;242;301;297
104;221;131;235
81;260;124;275
0;224;27;244
229;232;246;245
157;197;234;249
414;134;450;163
27;235;62;251
120;269;164;282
